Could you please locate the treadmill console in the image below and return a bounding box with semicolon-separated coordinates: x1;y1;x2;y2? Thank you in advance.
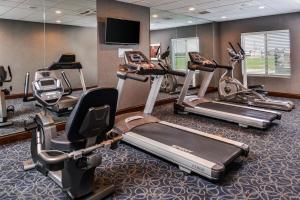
129;54;146;63
124;51;156;70
33;71;64;106
189;52;214;65
187;52;217;72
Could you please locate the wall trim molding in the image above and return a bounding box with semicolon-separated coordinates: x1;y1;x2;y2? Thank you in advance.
200;87;300;99
0;97;176;145
3;86;298;145
268;91;300;99
0;123;66;145
5;86;98;100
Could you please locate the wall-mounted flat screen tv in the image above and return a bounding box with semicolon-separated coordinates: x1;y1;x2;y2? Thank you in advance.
105;18;140;45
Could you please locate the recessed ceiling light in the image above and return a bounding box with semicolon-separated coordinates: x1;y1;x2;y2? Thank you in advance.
189;7;195;11
55;10;62;14
152;14;158;18
187;20;193;24
221;16;227;19
258;6;265;9
56;20;61;23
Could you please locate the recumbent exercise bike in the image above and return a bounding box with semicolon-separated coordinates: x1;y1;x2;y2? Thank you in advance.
0;65;14;127
23;69;122;199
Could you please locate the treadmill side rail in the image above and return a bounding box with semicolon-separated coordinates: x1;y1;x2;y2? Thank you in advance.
124;132;225;180
186;106;270;129
160;121;249;154
215;101;282;117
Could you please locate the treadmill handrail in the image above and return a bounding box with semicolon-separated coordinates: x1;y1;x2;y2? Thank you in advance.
61;71;73;96
5;65;12;82
117;71;149;82
23;72;35;102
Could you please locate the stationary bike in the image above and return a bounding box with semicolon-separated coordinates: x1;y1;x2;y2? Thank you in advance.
23;70;122;199
158;47;179;94
0;65;14;127
218;42;295;111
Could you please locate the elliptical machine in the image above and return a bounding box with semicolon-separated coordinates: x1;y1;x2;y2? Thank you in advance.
158;47;179;94
24;69;74;115
23;70;122;199
24;54;87;116
0;65;14;127
218;42;295;111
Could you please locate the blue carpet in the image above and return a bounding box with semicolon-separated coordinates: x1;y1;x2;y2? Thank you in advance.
0;96;299;199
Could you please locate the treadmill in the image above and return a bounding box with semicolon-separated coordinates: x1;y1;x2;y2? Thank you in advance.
175;52;281;129
115;51;249;180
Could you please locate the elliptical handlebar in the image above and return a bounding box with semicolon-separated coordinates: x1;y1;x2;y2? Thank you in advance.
237;43;246;56
160;46;170;60
229;42;238;54
228;42;245;61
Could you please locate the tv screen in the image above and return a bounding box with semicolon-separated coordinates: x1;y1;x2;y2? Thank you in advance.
105;18;140;45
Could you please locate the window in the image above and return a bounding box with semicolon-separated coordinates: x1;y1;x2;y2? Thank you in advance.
241;30;291;77
171;37;199;70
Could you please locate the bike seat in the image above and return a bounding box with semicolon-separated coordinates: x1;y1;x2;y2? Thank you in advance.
51;131;86;152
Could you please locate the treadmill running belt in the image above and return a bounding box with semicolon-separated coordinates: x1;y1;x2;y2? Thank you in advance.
197;102;278;121
131;123;242;166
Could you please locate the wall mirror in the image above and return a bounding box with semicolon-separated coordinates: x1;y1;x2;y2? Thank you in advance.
0;0;97;138
0;0;46;137
149;9;216;101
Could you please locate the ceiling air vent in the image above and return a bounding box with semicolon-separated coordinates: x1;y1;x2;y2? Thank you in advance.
198;10;210;15
77;9;96;16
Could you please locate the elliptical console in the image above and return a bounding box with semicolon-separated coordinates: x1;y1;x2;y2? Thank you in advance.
32;70;64;107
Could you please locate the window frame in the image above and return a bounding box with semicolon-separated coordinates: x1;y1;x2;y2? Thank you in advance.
171;37;200;72
241;29;291;79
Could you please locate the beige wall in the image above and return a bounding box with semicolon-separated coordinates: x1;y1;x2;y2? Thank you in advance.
0;19;44;94
218;12;300;94
0;19;97;94
97;0;150;109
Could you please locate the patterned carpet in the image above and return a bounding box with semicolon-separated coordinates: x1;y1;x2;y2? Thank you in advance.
0;96;299;199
